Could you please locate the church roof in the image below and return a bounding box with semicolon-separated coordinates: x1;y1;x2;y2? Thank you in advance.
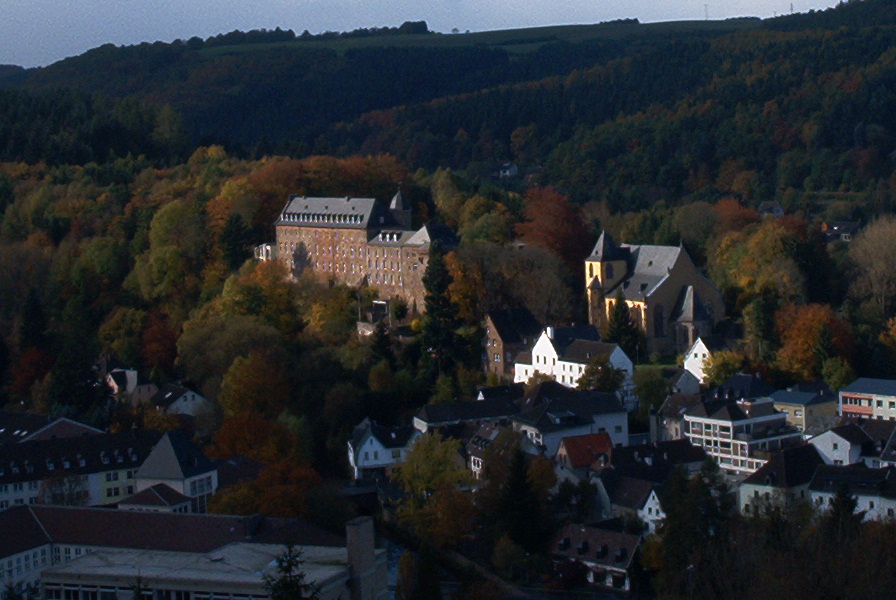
588;231;626;261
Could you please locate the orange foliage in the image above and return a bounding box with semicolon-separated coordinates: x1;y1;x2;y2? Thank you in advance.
775;303;854;380
713;197;759;234
208;412;304;465
209;461;322;518
515;187;593;274
10;347;53;397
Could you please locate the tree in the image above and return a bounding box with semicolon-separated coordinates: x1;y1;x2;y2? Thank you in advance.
38;475;89;506
850;215;896;318
823;483;862;543
218;349;292;418
421;242;462;377
515;187;593;274
775;303;853;381
577;354;626;392
494;448;552;554
219;213;252;270
263;544;321;600
703;350;745;388
605;289;643;361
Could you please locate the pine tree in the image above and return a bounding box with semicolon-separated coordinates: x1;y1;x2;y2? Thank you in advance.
220;213;252;270
421;242;461;376
605;289;643;361
264;544;321;600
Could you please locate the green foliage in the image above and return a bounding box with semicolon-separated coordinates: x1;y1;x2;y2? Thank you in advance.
634;366;669;418
576;353;626;392
263;544;321;600
421;242;462;377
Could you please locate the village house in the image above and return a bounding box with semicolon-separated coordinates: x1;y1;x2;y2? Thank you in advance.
595;471;666;534
133;430;219;513
552;524;641;592
511;382;628;456
513;326;636;409
809;464;896;520
0;411;101;445
554;432;614;486
148;383;210;417
483;308;542;379
738;444;825;515
682;337;715;384
585;231;725;355
348;418;420;480
770;384;838;434
105;368;158;405
266;192;443;311
651;393;702;442
412;397;518;434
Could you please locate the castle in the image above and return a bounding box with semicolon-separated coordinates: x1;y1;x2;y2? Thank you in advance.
260;192;435;311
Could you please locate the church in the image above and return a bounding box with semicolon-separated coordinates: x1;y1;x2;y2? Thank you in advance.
585;231;725;356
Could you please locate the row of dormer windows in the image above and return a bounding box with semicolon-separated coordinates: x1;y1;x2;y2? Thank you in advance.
282;212;363;225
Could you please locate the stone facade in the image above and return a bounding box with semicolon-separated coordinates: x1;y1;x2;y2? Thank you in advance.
270;192;432;312
585;231;725;356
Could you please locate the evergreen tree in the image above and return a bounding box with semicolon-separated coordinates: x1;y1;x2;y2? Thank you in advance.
20;287;47;351
220;213;252;270
370;320;394;367
824;482;862;543
495;448;550;554
263;544;321;600
605;289;643;362
421;242;461;376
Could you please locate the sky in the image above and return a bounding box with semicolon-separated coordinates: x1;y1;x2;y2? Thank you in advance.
2;0;843;69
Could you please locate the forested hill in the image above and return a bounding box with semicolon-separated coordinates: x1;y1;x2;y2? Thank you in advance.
2;0;895;194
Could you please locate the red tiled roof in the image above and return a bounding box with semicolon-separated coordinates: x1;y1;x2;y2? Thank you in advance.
560;433;614;468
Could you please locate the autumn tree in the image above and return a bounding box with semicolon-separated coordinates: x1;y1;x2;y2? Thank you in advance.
218;348;292;418
703;350;746;388
850;215;896;318
577;354;626;393
775;303;854;381
515;187;593;274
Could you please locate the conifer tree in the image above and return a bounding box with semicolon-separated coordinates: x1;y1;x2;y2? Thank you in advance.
605;289;643;361
421;242;461;376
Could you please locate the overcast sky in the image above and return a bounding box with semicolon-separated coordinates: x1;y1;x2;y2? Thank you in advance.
3;0;841;69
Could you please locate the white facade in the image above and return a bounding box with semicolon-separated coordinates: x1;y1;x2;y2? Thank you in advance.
347;429;419;480
516;413;628;457
513;330;635;408
640;489;665;534
683;338;712;384
809;430;864;466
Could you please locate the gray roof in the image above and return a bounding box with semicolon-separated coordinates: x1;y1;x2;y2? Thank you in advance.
588;231;626;261
560;340;622;365
119;483;191;507
742;444;824;488
277;196;383;230
809;464;896;499
671;286;711;323
136;430;215;481
841;378;896;398
0;430;161;485
416;399;519;427
513;390;624;433
350;418;418;454
770;389;836;407
486;308;542;345
553;524;640;571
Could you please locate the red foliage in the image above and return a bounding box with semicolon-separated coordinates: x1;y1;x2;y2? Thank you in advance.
515;187;593;274
10;346;53;397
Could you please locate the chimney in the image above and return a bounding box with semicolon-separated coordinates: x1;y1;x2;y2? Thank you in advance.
346;516;382;600
546;327;555;340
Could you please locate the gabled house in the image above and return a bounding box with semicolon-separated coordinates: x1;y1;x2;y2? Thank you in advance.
596;471;665;534
134;430;218;513
117;483;192;513
552;524;641;592
554;432;614;485
651;393;702;442
149;383;210;417
465;424;536;481
809;424;872;466
347;418;420;480
413;398;519;433
708;372;776;401
739;444;825;514
511;383;628;456
484;308;542;378
585;231;725;355
0;411;101;445
610;439;708;483
105;368;158;405
821;220;860;243
682;337;716;384
513;326;635;408
809;464;896;520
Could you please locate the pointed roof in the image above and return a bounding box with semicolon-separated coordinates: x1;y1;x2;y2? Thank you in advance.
588;231;625;261
136;430;215;481
742;444;824;488
119;483;191;508
671;286;711;323
389;190;409;212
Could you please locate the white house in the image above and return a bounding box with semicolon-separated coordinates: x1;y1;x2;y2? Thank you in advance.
683;337;714;384
514;327;636;409
149;383;210;417
347;418;420;480
809;464;896;521
134;430;218;513
809;424;871;466
738;444;825;515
